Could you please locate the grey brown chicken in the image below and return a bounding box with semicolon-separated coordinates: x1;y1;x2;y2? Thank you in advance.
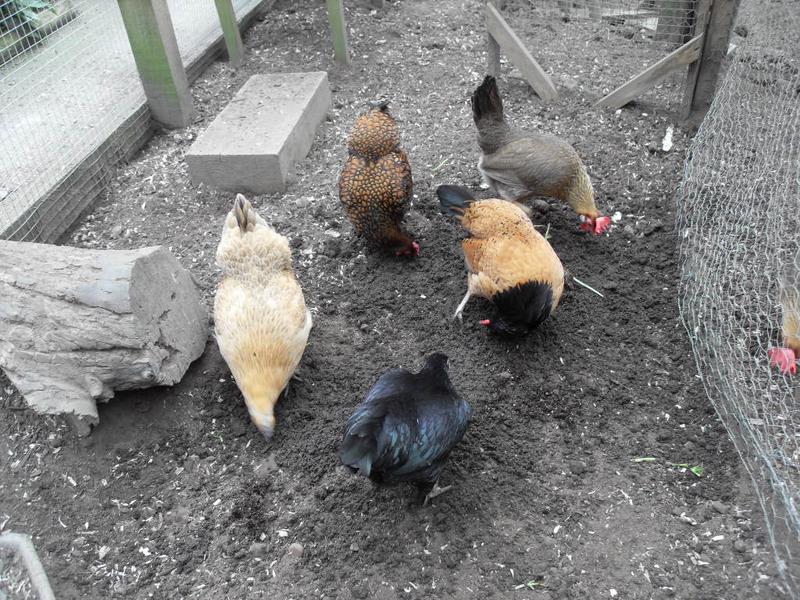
472;75;610;235
338;102;419;256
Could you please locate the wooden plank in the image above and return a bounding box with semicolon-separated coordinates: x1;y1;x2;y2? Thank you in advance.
214;0;245;67
486;0;500;76
685;0;739;121
486;3;558;102
117;0;195;128
326;0;350;64
682;0;713;116
595;33;704;109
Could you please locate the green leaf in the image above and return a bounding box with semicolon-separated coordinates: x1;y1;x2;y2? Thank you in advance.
690;465;704;477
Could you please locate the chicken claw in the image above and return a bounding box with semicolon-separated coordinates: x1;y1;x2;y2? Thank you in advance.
768;347;797;375
423;482;453;506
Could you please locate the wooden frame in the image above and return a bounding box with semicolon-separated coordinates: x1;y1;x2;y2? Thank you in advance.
214;0;245;67
326;0;350;64
683;0;739;120
595;33;704;109
485;2;557;102
117;0;196;128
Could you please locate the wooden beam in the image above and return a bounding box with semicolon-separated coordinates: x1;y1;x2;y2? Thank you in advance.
486;3;558;102
117;0;196;128
684;0;739;121
214;0;245;67
326;0;350;64
486;0;500;76
595;33;704;109
681;0;712;116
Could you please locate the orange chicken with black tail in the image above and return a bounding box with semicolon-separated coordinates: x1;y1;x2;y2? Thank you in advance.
437;185;565;335
471;75;611;235
214;194;312;439
338;101;419;257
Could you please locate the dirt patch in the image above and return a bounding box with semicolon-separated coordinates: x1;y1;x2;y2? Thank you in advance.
0;0;786;598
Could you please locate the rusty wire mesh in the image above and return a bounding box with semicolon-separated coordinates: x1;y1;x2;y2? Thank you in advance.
676;0;800;595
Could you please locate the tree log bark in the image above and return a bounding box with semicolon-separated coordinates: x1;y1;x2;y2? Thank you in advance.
0;242;209;433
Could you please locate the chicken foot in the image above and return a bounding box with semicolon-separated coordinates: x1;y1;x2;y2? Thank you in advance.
422;482;453;506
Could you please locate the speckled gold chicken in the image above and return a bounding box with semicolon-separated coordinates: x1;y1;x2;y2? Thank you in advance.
338;102;418;256
214;194;312;439
437;185;565;335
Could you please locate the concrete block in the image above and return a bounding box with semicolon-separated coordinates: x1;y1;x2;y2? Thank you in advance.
186;72;330;194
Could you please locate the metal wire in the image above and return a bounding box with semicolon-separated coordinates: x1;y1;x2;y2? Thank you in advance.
676;0;800;595
500;0;698;109
0;0;254;241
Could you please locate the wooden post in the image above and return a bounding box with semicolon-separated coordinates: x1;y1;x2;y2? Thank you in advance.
486;3;558;101
595;33;703;109
487;0;500;77
117;0;196;128
326;0;350;64
214;0;244;68
684;0;738;121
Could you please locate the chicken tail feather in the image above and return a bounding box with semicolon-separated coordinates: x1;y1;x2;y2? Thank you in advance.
233;193;255;232
471;75;504;124
340;411;384;477
437;185;476;217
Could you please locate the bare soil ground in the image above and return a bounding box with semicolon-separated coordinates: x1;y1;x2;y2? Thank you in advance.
0;1;783;598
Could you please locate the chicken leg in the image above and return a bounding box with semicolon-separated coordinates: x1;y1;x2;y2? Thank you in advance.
453;289;472;321
423;482;453;506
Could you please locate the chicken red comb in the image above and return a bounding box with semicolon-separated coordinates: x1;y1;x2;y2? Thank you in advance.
579;216;612;235
593;216;612;235
768;347;797;375
479;319;491;326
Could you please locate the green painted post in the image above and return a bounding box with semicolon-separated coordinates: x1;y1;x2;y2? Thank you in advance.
214;0;244;67
117;0;196;128
326;0;350;64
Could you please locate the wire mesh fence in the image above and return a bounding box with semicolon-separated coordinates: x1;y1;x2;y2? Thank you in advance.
0;0;256;242
498;0;699;109
676;0;800;595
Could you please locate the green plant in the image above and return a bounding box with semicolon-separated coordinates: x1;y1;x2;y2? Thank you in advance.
0;0;57;37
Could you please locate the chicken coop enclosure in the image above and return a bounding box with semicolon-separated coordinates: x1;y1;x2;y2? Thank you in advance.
492;0;704;111
0;0;263;242
675;0;800;595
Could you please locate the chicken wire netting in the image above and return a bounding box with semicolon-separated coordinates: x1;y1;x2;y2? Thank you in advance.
0;0;257;242
498;0;698;110
676;0;800;595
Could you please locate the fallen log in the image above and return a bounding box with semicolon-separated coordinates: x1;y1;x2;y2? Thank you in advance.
0;241;209;434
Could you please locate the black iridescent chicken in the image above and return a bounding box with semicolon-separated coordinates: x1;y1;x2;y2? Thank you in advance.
339;353;471;505
338;102;419;257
